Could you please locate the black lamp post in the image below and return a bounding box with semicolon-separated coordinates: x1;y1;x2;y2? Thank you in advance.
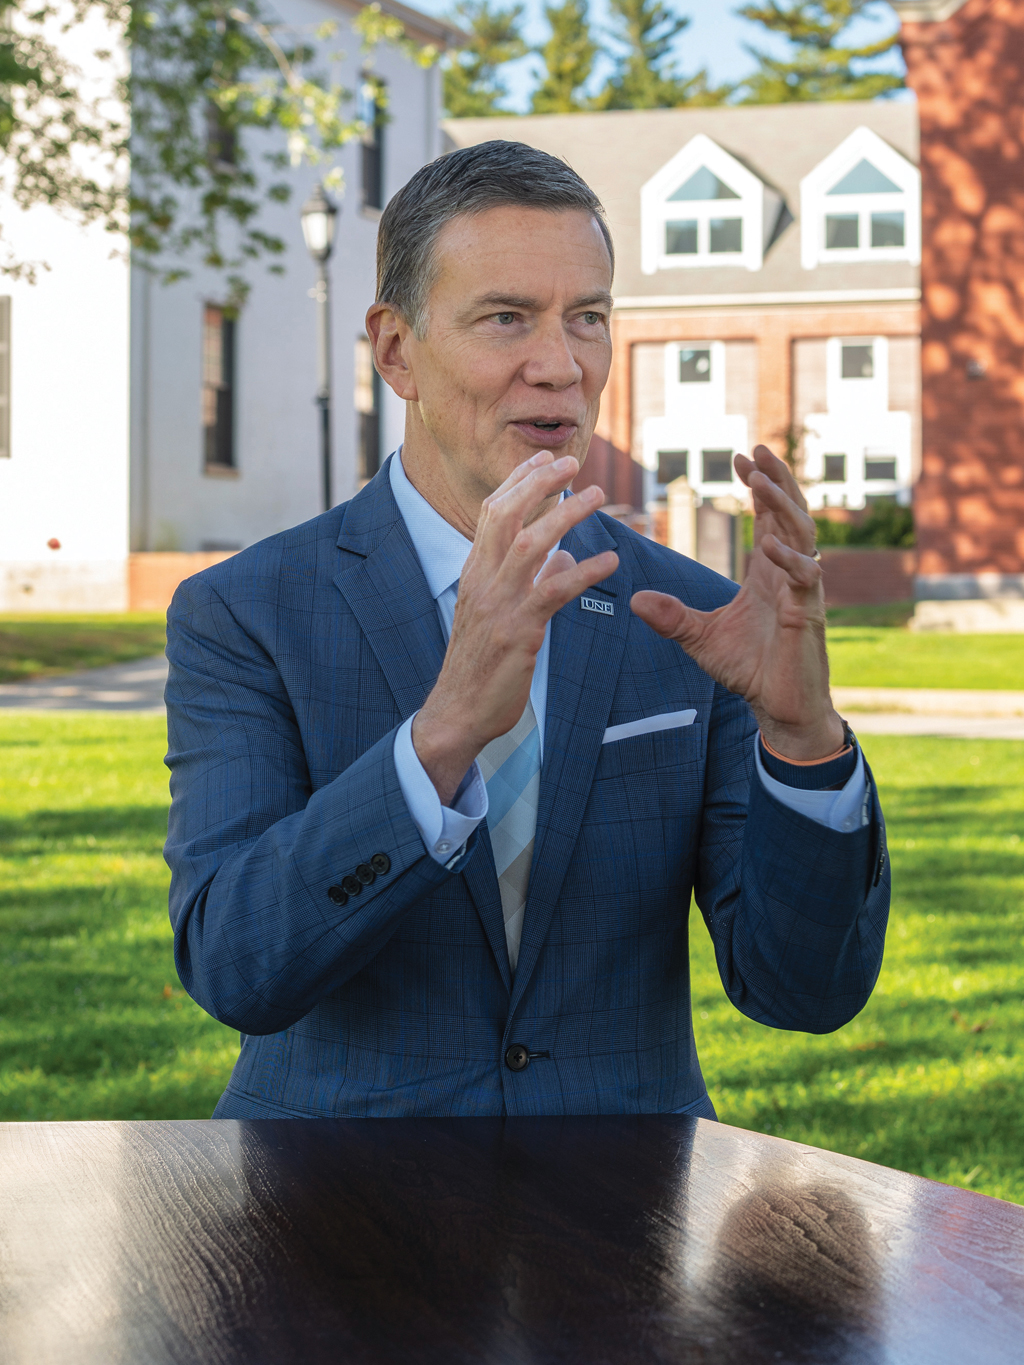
300;183;338;511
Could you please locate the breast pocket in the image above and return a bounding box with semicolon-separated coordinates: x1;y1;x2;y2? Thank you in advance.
592;721;704;791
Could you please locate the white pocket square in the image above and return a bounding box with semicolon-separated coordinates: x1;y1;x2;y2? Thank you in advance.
602;709;697;745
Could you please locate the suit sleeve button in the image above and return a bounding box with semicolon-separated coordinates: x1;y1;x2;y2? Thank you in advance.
355;863;376;886
341;874;362;896
504;1044;530;1072
327;885;348;906
370;853;391;875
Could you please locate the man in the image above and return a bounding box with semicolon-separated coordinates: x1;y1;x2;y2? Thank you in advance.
165;141;889;1120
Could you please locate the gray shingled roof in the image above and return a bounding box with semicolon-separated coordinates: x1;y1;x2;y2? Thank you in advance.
443;102;919;300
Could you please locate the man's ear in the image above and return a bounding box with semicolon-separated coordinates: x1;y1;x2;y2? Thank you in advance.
365;303;419;403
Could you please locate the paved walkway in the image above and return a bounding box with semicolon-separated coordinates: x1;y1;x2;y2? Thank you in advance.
1;658;1024;737
0;655;167;713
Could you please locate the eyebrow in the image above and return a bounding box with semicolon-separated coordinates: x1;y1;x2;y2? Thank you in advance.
472;292;614;314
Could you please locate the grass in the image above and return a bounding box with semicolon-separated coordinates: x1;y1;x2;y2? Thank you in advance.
827;601;915;629
693;734;1024;1204
1;716;1023;1208
0;713;237;1119
827;628;1024;690
0;614;167;684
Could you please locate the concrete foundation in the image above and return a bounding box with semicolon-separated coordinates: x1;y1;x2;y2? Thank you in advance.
0;561;128;613
910;599;1024;632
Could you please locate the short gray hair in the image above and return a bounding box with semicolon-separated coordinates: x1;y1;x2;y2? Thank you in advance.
376;140;614;338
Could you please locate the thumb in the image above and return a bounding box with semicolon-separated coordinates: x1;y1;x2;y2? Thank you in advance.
631;590;707;647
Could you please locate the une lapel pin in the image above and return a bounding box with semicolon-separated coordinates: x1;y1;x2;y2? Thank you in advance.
580;596;614;616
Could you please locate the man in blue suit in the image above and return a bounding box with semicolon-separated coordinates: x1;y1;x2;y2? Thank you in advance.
165;141;889;1120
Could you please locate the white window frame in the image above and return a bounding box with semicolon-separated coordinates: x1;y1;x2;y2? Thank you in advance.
641;134;781;276
800;126;920;270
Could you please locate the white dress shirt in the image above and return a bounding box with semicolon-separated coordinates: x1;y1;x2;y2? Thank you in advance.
388;449;868;865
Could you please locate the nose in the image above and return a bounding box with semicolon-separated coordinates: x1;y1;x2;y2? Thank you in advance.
521;317;583;390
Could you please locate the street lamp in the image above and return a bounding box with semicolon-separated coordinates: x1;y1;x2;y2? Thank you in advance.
300;182;338;511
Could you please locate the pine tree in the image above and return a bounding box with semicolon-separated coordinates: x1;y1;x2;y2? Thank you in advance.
594;0;730;111
444;0;528;118
737;0;903;103
531;0;598;114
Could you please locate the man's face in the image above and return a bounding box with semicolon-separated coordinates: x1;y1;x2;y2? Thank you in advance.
402;205;613;501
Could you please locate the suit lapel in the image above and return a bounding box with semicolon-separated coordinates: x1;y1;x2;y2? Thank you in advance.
333;466;511;994
510;513;631;1012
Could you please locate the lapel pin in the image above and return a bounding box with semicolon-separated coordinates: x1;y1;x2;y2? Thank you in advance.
580;596;614;616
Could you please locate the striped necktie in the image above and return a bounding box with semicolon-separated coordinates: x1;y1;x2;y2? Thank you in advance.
475;703;540;974
435;578;540;974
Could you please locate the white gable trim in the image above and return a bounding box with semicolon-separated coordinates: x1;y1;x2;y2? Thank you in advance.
640;133;781;276
800;126;920;270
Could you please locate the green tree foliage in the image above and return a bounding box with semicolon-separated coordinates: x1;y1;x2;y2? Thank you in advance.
814;500;915;547
0;1;435;300
737;0;903;103
593;0;730;110
530;0;596;114
443;0;526;117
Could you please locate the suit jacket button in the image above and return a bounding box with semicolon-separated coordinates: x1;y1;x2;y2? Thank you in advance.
505;1044;530;1072
341;874;362;896
370;853;391;875
327;885;348;906
355;863;376;886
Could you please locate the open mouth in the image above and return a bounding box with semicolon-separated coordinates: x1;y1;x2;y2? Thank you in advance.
512;419;578;446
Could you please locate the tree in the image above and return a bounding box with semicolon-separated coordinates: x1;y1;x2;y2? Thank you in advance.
737;0;903;103
530;0;596;115
443;0;526;118
593;0;730;110
0;1;437;301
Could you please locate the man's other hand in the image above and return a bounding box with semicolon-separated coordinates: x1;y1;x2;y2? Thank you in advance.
413;451;619;805
631;444;844;761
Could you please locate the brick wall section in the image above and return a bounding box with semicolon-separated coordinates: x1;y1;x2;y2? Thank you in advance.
818;549;917;607
900;0;1024;575
129;552;236;613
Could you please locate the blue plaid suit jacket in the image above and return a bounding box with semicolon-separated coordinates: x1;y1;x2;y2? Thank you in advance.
165;460;890;1119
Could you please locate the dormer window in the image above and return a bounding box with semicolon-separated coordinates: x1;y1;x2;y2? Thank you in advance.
801;127;919;269
641;134;783;275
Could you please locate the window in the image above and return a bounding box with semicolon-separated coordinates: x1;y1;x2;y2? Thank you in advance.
202;305;235;469
359;77;385;212
0;296;9;458
842;343;874;379
355;337;381;480
823;454;846;482
679;348;711;383
641;133;782;275
865;456;897;481
657;450;688;484
205;101;237;170
800;126;920;269
702;450;733;483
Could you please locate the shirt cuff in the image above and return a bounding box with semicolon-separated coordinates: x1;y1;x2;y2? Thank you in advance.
394;713;488;866
753;736;869;834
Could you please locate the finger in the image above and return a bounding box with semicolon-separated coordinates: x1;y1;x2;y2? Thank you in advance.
629;589;715;651
747;470;816;554
530;550;620;622
534;548;577;584
500;483;606;588
483;449;557;507
752;443;808;513
474;456;582;571
761;533;822;593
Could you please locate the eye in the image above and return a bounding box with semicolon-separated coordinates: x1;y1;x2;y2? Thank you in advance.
581;311;603;325
494;311;516;325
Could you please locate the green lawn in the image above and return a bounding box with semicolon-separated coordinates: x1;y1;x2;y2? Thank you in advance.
0;614;167;683
1;716;1022;1206
827;628;1024;690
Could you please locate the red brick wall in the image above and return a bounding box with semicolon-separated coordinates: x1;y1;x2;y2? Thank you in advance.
901;0;1024;575
818;549;917;607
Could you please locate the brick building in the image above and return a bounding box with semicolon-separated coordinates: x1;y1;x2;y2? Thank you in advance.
894;0;1024;629
445;103;921;581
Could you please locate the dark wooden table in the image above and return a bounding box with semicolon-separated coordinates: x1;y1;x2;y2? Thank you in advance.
1;1116;1022;1364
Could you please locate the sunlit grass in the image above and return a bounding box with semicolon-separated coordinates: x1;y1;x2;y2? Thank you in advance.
2;716;1023;1206
826;627;1024;690
0;614;166;683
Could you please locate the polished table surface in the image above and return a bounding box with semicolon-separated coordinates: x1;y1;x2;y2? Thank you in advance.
1;1115;1022;1364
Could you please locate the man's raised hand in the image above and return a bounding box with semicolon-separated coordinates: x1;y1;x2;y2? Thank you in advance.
413;451;619;804
631;444;844;761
